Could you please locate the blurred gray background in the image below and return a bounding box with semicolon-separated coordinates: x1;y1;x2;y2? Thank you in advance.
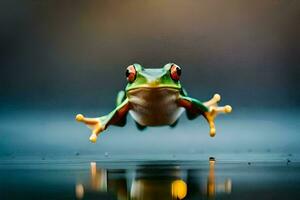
0;0;299;158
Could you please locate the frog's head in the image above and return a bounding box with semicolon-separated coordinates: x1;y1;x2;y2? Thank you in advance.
125;63;182;91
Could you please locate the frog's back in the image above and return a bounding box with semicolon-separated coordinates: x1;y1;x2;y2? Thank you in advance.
127;87;184;126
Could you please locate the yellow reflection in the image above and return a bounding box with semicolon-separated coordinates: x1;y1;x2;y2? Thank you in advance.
207;157;216;198
75;183;84;199
171;180;187;199
225;179;232;194
206;157;232;199
90;162;96;177
131;179;174;200
90;162;107;191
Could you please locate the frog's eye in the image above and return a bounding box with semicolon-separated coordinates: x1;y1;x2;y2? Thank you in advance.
170;64;181;81
126;65;136;83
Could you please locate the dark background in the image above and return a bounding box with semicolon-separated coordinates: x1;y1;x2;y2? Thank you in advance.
0;0;299;157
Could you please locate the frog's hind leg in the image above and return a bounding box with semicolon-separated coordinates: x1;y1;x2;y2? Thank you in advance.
186;111;200;120
135;122;147;131
169;119;179;128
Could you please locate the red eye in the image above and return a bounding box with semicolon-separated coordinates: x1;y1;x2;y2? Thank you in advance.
126;65;136;83
170;64;181;81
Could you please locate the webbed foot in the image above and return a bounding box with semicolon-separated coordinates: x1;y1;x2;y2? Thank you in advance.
76;114;106;143
203;94;232;137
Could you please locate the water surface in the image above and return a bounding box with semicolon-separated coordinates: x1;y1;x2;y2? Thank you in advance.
1;155;299;200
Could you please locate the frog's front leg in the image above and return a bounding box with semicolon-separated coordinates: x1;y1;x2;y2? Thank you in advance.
75;98;130;143
203;94;232;137
178;94;232;137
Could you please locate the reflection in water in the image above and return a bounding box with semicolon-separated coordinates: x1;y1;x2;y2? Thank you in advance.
171;180;187;199
90;162;107;191
75;183;84;199
76;157;232;199
205;157;232;198
130;166;186;200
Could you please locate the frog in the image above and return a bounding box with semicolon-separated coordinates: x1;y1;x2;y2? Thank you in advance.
76;63;232;143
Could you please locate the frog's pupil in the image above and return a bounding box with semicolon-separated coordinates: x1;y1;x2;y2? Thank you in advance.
176;67;181;76
126;69;130;77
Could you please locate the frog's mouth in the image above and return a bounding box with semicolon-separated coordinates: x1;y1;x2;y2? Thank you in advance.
126;84;181;92
126;87;182;105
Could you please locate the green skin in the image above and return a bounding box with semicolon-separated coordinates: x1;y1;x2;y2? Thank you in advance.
76;63;232;143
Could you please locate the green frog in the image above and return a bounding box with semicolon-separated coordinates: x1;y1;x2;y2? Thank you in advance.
76;63;232;143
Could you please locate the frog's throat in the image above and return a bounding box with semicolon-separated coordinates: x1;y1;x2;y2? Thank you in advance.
126;86;184;126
